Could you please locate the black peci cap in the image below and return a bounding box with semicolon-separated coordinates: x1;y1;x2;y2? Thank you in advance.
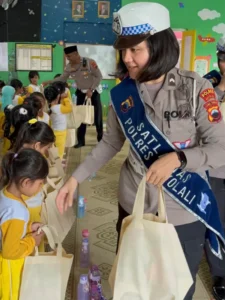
64;45;78;54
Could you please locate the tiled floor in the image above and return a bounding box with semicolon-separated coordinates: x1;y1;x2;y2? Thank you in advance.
65;127;213;299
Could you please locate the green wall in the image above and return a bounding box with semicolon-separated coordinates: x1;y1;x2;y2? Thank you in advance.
0;42;114;116
122;0;225;70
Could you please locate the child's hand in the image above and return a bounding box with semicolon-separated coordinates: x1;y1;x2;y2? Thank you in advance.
32;230;45;246
31;222;43;232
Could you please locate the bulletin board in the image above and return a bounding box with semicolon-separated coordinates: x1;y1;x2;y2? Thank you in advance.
194;56;210;77
15;43;53;71
65;43;116;79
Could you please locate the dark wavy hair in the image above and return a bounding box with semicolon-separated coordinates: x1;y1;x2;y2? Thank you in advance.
116;28;180;83
44;86;60;115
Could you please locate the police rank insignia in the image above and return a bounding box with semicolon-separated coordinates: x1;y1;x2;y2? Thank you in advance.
112;14;122;35
200;88;222;123
121;96;134;113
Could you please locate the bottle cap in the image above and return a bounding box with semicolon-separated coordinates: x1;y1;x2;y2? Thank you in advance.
82;229;89;237
80;274;88;284
78;195;84;201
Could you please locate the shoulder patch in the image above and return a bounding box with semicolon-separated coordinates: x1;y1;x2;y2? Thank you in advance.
200;88;216;102
90;60;98;69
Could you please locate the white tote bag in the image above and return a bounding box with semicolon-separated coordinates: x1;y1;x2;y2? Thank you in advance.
109;176;193;300
73;97;94;126
19;226;73;300
41;177;75;243
48;146;65;178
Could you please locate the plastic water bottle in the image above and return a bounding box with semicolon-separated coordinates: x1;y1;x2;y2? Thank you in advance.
84;198;87;210
77;274;89;300
80;230;90;268
77;196;85;218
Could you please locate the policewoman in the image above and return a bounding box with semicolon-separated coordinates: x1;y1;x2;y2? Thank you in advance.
204;38;225;300
56;3;225;299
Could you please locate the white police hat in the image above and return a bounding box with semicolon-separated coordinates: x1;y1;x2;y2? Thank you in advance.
217;37;225;61
113;2;170;49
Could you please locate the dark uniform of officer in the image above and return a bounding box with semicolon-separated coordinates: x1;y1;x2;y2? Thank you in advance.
55;45;103;148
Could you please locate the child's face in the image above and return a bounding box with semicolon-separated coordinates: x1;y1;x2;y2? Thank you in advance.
17;87;23;94
20;178;45;197
30;75;39;85
37;96;45;111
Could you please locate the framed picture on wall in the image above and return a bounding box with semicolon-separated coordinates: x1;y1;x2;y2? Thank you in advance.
98;1;110;18
72;1;84;18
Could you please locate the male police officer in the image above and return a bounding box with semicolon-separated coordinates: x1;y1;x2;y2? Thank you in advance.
43;45;103;148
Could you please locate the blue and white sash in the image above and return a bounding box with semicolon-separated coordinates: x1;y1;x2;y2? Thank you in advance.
111;77;225;258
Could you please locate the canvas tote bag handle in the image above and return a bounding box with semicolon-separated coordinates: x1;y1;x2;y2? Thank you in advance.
36;225;63;257
132;175;167;222
84;97;91;106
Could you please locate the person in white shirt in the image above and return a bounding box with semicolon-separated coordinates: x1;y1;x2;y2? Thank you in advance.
44;85;72;159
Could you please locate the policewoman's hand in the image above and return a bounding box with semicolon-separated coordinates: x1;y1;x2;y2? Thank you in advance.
146;152;181;186
56;176;78;214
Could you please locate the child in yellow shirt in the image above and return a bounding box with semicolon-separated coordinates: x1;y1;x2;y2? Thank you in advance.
13;119;55;224
10;79;25;106
44;85;72;159
27;71;41;94
0;148;48;300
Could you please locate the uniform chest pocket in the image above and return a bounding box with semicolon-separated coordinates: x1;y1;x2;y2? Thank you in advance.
162;118;196;144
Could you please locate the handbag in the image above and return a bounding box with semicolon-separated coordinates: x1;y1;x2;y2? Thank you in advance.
41;177;75;243
19;226;73;300
48;146;65;178
109;176;193;299
73;97;94;126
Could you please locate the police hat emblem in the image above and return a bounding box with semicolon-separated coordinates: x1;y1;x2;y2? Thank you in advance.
113;13;122;35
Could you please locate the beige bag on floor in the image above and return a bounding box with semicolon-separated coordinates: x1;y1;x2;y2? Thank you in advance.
65;128;76;148
109;176;193;300
73;97;94;126
48;146;65;178
41;177;75;243
19;226;73;300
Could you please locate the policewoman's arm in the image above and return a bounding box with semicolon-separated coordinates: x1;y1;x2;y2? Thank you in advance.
56;105;126;214
146;78;225;186
182;79;225;171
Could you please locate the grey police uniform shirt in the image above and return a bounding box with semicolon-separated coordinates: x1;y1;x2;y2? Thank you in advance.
55;57;103;91
73;68;225;226
209;86;225;178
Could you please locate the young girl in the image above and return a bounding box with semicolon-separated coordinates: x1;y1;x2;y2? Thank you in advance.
53;74;72;101
31;92;50;125
44;85;72;159
0;148;48;299
27;71;41;94
23;95;42;119
13;119;55;233
10;79;24;106
3;104;35;153
1;85;15;111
